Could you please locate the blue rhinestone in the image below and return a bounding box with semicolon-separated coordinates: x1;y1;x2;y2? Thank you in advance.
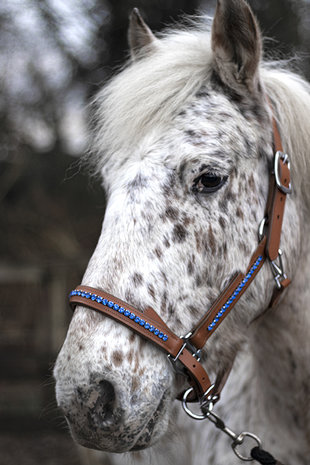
113;304;120;311
139;320;145;326
96;297;102;303
162;335;168;341
214;318;219;323
102;299;108;305
77;291;81;296
134;317;140;323
108;301;114;308
129;313;135;319
149;325;155;332
144;323;150;329
91;294;96;300
119;307;125;314
124;310;130;317
81;292;85;297
208;326;213;331
85;293;91;298
154;329;159;336
158;332;164;338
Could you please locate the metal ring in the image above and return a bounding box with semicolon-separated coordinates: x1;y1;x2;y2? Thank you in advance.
274;151;292;194
232;432;262;462
258;217;267;242
182;388;208;420
182;386;215;421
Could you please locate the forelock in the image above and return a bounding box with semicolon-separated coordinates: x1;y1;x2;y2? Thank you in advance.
90;20;214;171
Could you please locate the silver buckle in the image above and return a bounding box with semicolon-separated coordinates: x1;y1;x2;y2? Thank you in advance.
168;332;201;374
270;248;287;289
274;151;292;195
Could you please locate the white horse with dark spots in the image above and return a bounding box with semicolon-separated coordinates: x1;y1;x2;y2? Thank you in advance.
54;1;310;464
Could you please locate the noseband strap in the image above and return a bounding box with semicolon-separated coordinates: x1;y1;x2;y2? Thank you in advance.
69;111;291;402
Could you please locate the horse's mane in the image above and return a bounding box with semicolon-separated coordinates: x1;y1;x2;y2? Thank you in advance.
90;21;310;209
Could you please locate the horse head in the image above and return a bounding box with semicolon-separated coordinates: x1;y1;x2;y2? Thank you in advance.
54;0;309;458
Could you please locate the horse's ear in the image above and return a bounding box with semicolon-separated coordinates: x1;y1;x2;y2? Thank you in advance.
211;0;262;94
128;8;157;60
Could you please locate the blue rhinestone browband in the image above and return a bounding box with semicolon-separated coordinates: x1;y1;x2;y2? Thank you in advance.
69;290;169;342
207;255;263;332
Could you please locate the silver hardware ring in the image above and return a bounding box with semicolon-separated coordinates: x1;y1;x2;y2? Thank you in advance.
182;385;215;420
232;432;262;462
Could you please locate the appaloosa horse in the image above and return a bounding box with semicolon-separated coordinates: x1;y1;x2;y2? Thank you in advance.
54;1;310;464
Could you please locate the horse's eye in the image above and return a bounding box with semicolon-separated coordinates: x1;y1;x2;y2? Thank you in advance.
193;174;228;194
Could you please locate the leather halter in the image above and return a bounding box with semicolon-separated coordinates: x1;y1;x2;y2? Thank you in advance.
69;112;291;405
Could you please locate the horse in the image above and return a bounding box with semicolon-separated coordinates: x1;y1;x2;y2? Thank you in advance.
54;1;310;464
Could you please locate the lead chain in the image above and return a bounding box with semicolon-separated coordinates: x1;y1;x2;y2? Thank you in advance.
182;387;262;462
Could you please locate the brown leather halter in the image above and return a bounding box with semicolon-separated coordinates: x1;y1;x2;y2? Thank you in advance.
69;111;291;463
70;113;291;400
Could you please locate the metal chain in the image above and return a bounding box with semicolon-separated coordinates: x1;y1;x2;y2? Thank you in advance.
182;387;262;462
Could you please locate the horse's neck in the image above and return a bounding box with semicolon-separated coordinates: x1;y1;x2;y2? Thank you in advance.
248;227;310;461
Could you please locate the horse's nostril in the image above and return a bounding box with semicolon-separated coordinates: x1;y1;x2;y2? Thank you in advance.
73;379;121;430
98;379;115;406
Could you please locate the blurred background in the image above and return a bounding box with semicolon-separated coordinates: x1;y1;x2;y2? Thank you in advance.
0;0;309;463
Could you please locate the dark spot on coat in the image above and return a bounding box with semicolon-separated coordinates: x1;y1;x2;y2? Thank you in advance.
219;198;228;214
178;161;187;183
225;190;236;202
248;173;256;191
132;272;143;286
172;224;187;243
189;305;200;318
219;216;226;229
195;230;202;252
236;207;244;219
125;289;134;303
166;207;179;221
187;260;194;275
183;215;192;227
154;247;162;259
132;376;141;392
147;284;156;299
208;225;216;254
78;344;84;351
163;236;170;248
195;274;202;287
185;129;197;138
161;291;167;311
168;303;175;316
112;351;123;367
222;242;227;257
